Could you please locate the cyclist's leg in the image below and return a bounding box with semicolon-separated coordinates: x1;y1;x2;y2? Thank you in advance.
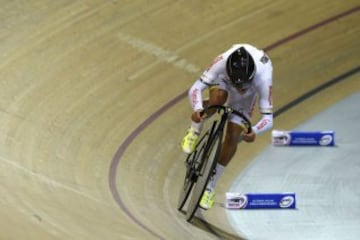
219;121;244;166
182;87;228;154
206;122;244;188
205;86;248;190
208;87;228;106
201;88;254;209
191;87;228;130
200;121;244;209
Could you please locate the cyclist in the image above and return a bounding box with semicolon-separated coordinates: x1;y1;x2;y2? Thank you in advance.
181;44;273;210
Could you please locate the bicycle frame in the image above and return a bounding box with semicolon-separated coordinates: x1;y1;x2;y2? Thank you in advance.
178;105;252;221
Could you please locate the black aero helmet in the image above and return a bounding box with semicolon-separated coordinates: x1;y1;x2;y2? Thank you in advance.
226;47;255;88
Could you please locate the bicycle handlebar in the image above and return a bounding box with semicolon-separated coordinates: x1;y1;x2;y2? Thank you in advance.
202;105;252;133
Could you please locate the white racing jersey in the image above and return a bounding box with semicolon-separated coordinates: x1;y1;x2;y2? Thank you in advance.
188;43;273;135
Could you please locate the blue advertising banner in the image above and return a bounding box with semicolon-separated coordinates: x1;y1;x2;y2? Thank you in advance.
272;130;335;146
225;192;296;209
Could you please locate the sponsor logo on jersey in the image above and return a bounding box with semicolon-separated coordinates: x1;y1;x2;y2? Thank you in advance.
191;88;199;107
256;118;270;131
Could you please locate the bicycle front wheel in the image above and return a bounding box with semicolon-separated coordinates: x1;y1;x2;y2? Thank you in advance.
177;131;210;211
185;129;222;221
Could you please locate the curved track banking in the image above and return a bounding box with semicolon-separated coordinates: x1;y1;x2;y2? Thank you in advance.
1;2;359;240
109;6;360;239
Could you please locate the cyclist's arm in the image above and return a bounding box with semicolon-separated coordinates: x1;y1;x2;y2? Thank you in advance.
188;50;227;112
252;113;273;135
242;112;272;143
252;77;273;135
244;51;273;139
188;79;209;111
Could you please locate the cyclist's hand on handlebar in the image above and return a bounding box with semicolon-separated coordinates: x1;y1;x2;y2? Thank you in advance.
242;128;256;143
191;111;203;123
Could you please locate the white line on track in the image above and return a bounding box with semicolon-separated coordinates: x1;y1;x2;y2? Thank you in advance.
0;155;109;205
117;32;201;80
117;0;278;81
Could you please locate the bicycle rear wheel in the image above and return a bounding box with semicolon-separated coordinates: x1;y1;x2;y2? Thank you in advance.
177;130;211;211
185;129;222;221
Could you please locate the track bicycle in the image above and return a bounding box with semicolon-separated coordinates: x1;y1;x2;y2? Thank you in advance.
177;105;252;222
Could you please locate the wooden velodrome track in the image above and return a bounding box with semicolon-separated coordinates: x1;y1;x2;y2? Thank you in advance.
0;1;359;239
